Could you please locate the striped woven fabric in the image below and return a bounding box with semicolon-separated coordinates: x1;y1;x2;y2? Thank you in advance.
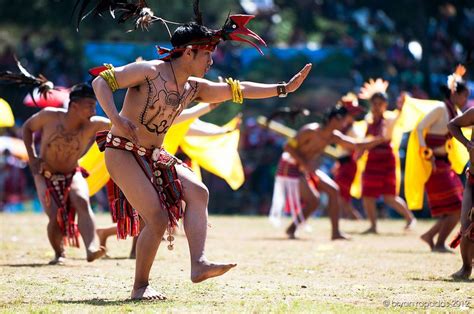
96;131;185;240
276;157;302;178
42;167;89;247
425;133;449;148
425;158;463;217
334;156;357;202
362;146;396;198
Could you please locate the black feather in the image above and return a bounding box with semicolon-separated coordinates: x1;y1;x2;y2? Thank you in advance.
193;0;203;25
73;0;150;31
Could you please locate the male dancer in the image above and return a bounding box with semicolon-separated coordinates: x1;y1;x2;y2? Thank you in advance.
92;20;312;300
332;93;364;220
418;67;469;252
448;107;474;279
270;105;384;240
23;83;109;264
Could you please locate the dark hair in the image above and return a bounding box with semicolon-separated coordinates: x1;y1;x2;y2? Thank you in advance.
169;22;214;59
69;83;96;101
323;105;348;124
370;92;388;102
439;82;468;100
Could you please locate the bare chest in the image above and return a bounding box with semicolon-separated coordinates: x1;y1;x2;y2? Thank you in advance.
298;135;330;159
123;74;199;139
39;123;92;165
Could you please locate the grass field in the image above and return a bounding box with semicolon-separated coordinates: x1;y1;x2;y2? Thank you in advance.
0;213;472;313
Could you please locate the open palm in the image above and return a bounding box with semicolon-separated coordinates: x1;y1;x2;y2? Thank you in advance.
286;63;312;93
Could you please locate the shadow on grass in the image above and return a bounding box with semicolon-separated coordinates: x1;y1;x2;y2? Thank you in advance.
357;231;411;237
1;263;50;267
57;298;171;306
256;237;313;241
409;277;474;283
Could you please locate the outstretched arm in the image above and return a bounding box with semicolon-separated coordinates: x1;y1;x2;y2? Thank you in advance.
333;130;385;151
174;102;222;124
193;64;312;103
448;107;474;150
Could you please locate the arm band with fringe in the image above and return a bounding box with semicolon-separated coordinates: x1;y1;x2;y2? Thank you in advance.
225;77;243;104
99;64;119;92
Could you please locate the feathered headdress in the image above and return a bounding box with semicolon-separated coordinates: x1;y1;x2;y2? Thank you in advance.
73;0;267;57
447;64;466;94
358;78;389;100
0;57;55;106
339;92;364;115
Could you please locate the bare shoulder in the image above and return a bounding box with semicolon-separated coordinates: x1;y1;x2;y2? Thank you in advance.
38;107;66;119
129;60;163;77
300;122;320;133
90;116;111;131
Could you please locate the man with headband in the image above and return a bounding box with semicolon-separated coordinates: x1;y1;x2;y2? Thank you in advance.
22;83;110;265
91;15;311;299
269;105;384;240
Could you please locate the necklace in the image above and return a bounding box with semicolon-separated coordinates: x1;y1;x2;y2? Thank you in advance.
169;60;185;108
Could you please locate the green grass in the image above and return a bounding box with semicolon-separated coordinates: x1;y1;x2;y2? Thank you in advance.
0;213;472;313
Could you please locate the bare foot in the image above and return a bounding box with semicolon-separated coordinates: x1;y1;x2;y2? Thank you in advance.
87;246;106;262
332;232;351;240
48;256;66;265
405;218;417;231
96;229;108;248
432;245;454;253
361;227;377;235
286;226;297;239
420;233;434;250
451;266;472;280
131;285;166;301
191;259;237;283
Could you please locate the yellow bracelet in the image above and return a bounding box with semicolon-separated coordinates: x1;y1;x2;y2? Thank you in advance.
419;146;433;160
288;137;298;148
99;64;119;92
225;77;243;104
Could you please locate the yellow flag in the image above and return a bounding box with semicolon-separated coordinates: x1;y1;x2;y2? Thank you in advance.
0;98;14;127
403;96;469;209
181;116;244;190
79;142;110;196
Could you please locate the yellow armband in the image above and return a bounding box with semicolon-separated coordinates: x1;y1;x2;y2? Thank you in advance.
288;137;298;148
419;146;433;160
225;77;243;104
99;64;119;92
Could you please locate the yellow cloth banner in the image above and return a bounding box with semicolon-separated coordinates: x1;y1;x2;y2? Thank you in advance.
79;142;110;196
181;116;244;190
403;96;470;209
80;106;244;195
0;98;15;127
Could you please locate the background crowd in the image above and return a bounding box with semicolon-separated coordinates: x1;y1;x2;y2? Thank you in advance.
1;0;473;217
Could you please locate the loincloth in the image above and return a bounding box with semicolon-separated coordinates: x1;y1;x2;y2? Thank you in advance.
269;155;319;227
41;167;89;248
96;131;185;248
